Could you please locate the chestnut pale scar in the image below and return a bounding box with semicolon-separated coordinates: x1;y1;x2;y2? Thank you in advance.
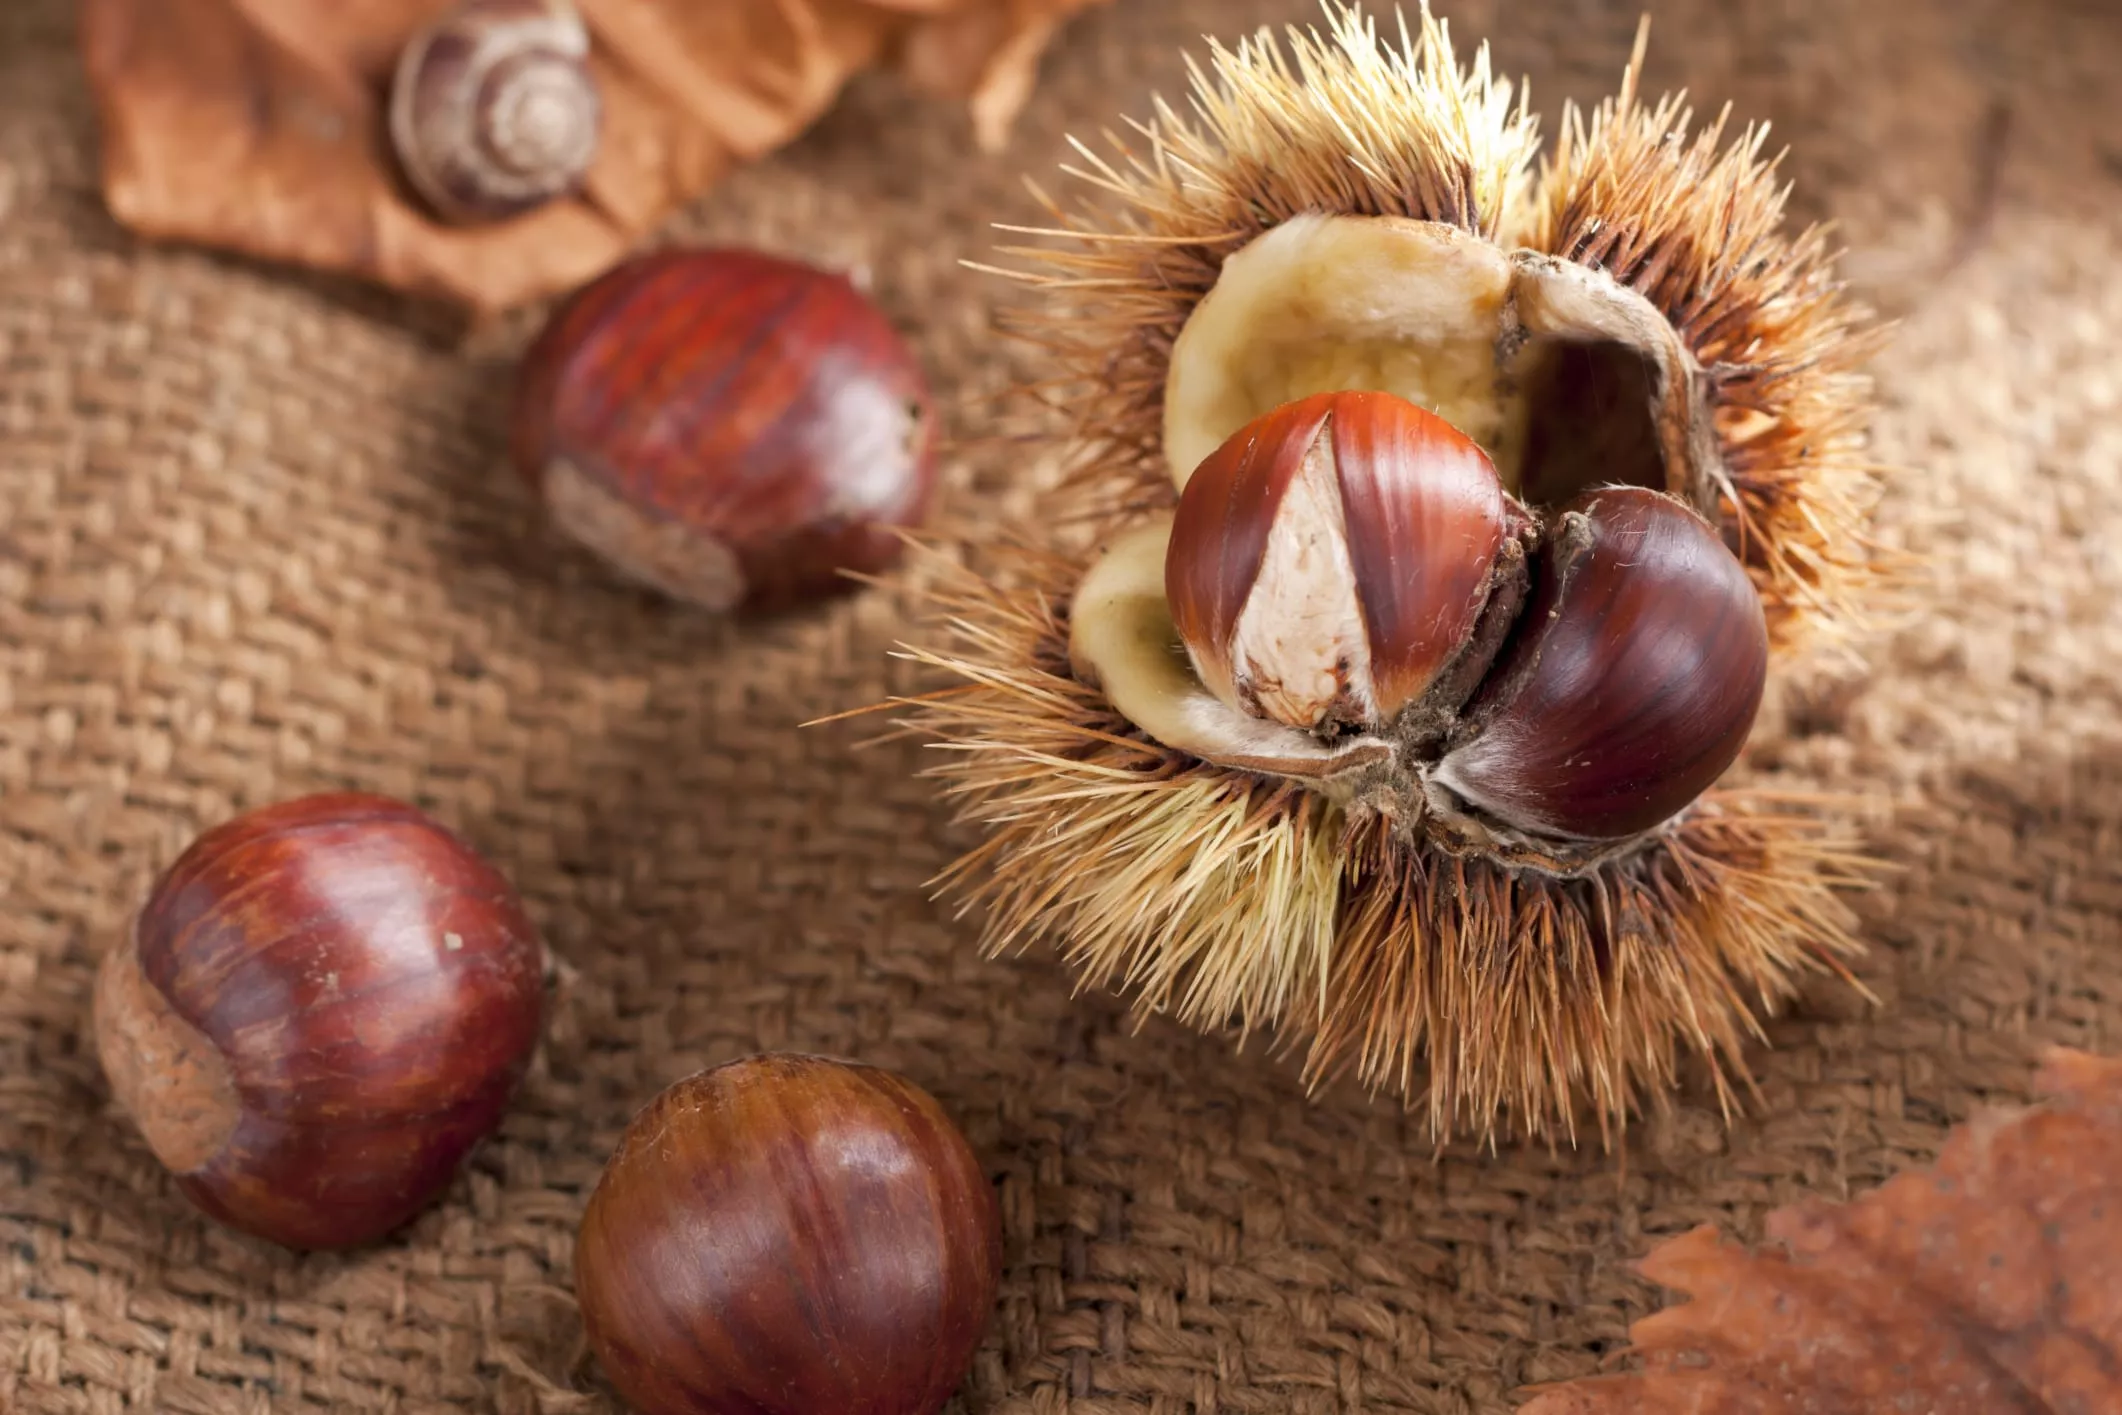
544;454;747;610
94;935;240;1175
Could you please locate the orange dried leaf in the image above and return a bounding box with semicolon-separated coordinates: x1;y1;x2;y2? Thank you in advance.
78;0;1102;313
1520;1048;2122;1414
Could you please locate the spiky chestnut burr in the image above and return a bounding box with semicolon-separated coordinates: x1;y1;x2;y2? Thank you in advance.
882;5;1886;1140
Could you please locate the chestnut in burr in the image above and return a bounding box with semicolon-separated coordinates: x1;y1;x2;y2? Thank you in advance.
878;10;1890;1139
1166;390;1527;737
1431;485;1769;842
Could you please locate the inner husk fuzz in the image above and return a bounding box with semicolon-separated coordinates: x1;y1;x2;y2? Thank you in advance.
1163;215;1724;515
1073;214;1729;872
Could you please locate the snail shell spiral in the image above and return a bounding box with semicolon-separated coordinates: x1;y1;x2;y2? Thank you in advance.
389;0;602;225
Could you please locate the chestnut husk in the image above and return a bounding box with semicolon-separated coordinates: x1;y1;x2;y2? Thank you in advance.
875;4;1887;1141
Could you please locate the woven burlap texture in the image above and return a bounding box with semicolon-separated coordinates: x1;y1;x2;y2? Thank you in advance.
4;0;2120;1411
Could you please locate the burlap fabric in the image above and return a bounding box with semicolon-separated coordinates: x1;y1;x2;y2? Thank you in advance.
5;0;2121;1410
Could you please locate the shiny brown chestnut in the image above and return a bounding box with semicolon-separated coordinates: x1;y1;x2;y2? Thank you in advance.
1432;486;1769;840
575;1053;1001;1415
511;249;938;613
1165;390;1525;735
92;793;547;1250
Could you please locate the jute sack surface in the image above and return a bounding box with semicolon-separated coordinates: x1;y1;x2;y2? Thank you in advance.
4;0;2121;1411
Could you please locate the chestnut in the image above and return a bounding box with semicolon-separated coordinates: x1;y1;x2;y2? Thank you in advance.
92;793;547;1250
1432;485;1769;840
511;248;938;613
1165;389;1525;735
575;1053;1001;1415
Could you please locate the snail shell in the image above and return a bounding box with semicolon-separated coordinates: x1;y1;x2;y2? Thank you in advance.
389;0;602;225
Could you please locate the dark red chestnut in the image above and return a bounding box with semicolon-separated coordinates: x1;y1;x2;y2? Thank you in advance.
1432;486;1769;840
575;1053;1001;1415
93;793;547;1249
511;248;938;613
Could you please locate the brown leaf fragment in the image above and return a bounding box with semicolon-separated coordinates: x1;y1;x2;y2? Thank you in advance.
892;0;1106;152
1520;1048;2122;1415
77;0;1102;313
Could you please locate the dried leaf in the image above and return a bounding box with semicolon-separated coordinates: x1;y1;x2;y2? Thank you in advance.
892;0;1096;152
1520;1048;2122;1415
78;0;1104;313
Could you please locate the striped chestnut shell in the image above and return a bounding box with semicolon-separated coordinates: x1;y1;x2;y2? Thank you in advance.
92;794;548;1249
1431;485;1770;845
574;1053;1001;1415
511;249;937;613
1166;390;1525;737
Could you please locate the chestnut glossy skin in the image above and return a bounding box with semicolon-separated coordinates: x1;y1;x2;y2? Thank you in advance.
1437;487;1769;840
1166;390;1513;730
575;1053;1002;1415
512;248;937;613
95;793;546;1249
